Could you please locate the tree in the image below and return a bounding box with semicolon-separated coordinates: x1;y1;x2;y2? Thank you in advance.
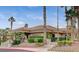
43;6;47;41
66;8;77;40
57;6;59;39
64;6;69;37
74;6;79;39
8;17;15;41
8;17;15;30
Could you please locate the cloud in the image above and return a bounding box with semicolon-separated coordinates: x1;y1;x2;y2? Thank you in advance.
26;15;43;20
17;21;25;24
13;20;25;29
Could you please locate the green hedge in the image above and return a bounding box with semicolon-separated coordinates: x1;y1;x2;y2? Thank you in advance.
66;40;73;46
35;38;43;43
51;37;66;42
57;36;73;46
28;38;34;43
28;36;43;43
51;37;57;42
57;40;66;46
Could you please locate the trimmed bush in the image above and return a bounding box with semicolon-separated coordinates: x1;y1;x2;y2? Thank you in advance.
62;40;66;45
51;37;57;42
28;36;43;43
59;37;66;41
36;38;43;43
28;38;34;43
12;39;21;45
66;40;73;46
57;40;66;46
57;36;73;46
57;41;63;46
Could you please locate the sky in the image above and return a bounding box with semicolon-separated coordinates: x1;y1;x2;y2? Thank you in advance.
0;6;66;29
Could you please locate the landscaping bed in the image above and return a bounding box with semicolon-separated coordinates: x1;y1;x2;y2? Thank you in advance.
56;36;73;46
27;36;44;47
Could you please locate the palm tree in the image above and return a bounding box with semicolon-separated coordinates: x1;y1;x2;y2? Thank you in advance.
57;6;59;39
64;7;68;32
8;17;15;31
43;6;47;41
8;17;15;41
74;6;79;39
77;16;79;39
66;8;77;40
61;6;69;37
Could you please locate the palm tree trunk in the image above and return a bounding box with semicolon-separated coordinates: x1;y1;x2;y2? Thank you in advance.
57;6;59;39
43;6;47;41
78;17;79;39
71;17;75;40
11;22;13;31
65;6;69;36
10;22;13;41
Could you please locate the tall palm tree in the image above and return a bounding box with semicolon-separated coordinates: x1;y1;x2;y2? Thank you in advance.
57;6;59;39
8;17;15;31
43;6;47;41
77;16;79;39
74;6;79;39
65;6;69;37
66;8;77;40
8;17;15;41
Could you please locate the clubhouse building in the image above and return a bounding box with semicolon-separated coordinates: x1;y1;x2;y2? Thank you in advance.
13;24;68;39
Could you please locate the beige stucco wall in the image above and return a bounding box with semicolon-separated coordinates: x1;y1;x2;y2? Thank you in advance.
29;32;66;38
29;33;43;37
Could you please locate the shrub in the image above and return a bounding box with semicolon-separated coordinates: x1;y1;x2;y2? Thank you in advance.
51;37;57;42
57;40;66;46
57;36;73;46
36;38;43;43
47;33;52;39
12;39;21;45
66;40;73;46
66;36;73;46
57;41;63;46
62;40;66;45
28;38;34;43
59;37;66;41
28;36;43;43
66;36;71;40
